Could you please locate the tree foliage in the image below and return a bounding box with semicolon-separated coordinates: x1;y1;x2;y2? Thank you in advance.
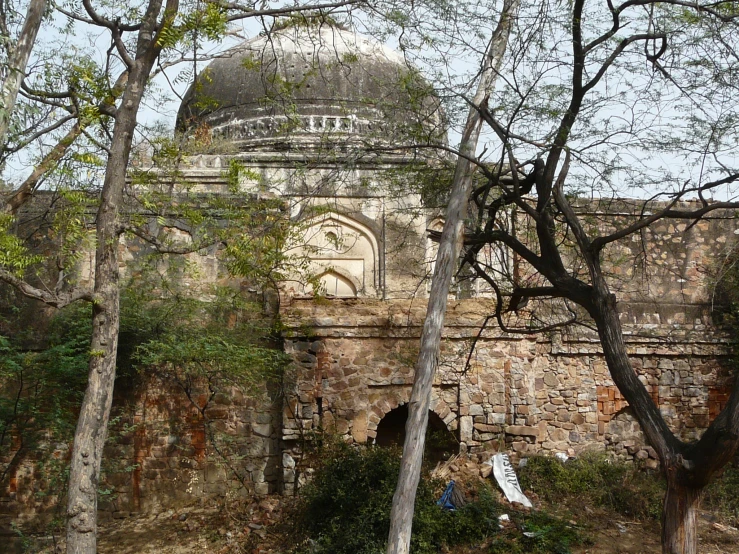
0;303;90;487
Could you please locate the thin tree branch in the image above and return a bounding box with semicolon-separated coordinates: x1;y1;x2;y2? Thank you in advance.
223;0;362;22
0;269;94;307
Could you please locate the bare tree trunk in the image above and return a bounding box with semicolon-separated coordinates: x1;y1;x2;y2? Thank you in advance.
385;2;519;553
662;476;702;554
64;96;131;554
64;289;120;554
551;170;739;554
588;280;700;554
589;287;676;462
0;0;47;149
64;3;169;548
596;304;702;554
587;282;706;554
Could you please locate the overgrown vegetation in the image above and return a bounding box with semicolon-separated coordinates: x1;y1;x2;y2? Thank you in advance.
276;446;739;554
704;464;739;526
0;303;91;487
518;453;664;521
0;252;287;504
487;510;587;554
519;453;739;527
122;256;288;395
280;443;590;554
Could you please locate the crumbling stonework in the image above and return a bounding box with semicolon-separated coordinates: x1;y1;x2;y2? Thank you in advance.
279;296;728;486
100;376;281;514
1;374;281;537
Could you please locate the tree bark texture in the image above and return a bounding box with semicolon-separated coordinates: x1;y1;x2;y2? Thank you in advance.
0;0;47;149
64;93;134;554
64;2;171;550
589;287;678;463
662;476;702;554
385;2;519;552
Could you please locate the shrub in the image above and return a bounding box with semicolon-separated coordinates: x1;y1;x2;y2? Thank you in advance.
704;465;739;525
1;303;91;482
288;443;591;554
518;453;663;520
488;510;588;554
290;443;501;554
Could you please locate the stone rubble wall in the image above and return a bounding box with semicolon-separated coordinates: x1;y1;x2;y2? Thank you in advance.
4;199;738;530
280;298;729;485
1;374;281;535
2;201;284;535
101;376;282;516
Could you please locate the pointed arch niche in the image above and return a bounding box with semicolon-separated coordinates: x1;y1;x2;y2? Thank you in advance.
295;212;379;297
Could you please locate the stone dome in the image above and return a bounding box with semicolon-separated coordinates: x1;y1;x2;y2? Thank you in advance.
177;23;442;150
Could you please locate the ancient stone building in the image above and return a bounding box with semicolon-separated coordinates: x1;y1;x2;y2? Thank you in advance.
2;22;736;532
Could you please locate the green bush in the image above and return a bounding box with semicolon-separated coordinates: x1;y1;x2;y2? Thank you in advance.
288;443;590;554
281;449;739;552
704;465;739;525
290;443;500;554
518;453;663;520
488;510;588;554
1;303;91;467
519;453;739;527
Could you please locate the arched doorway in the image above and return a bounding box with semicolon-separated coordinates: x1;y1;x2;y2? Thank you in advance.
374;404;459;462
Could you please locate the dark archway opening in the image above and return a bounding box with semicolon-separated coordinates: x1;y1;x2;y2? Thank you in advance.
375;404;459;462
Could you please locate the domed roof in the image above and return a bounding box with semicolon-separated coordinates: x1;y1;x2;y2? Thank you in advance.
177;23;442;151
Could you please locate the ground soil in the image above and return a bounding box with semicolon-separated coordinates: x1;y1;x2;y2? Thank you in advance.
21;456;739;554
23;493;739;554
569;507;739;554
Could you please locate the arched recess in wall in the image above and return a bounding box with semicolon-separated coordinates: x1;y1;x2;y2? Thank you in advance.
374;404;459;462
316;269;359;297
295;212;379;296
367;388;458;433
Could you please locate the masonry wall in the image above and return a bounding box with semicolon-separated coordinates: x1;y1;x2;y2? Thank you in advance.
100;375;282;515
1;373;281;538
280;297;729;484
3;192;738;537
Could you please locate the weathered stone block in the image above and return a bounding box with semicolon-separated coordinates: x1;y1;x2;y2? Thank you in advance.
468;404;484;416
459;416;473;442
505;425;540;439
252;423;271;437
352;411;368;443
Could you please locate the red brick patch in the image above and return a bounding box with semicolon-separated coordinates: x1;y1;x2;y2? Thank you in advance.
708;386;731;420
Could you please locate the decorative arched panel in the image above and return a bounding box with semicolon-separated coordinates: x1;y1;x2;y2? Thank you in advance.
293;212;379;296
317;271;358;298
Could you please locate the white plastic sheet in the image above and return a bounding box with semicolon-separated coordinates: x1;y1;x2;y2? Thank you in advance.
489;453;533;508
